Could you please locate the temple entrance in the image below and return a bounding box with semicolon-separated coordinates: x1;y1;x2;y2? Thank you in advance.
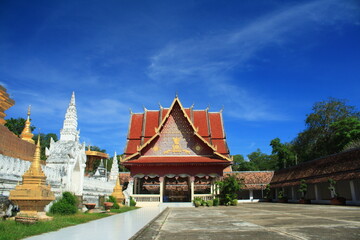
163;176;190;202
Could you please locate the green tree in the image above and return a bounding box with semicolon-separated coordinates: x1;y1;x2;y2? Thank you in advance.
4;117;35;136
270;138;295;169
33;133;58;160
293;98;359;161
330;117;360;152
247;149;278;171
232;154;258;171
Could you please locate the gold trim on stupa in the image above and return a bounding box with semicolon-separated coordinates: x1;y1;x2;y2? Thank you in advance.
20;105;35;144
111;177;125;205
9;136;55;216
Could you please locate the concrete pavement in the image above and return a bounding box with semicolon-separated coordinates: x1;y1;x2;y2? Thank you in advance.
135;203;360;240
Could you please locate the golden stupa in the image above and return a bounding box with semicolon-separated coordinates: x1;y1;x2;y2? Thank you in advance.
9;136;55;216
112;177;125;205
20;105;35;144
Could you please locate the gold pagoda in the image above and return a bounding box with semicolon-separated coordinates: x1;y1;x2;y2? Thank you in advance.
9;136;55;217
112;177;125;205
20;105;35;144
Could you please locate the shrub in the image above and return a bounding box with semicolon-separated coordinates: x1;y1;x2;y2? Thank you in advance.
278;190;287;200
231;199;238;206
328;178;338;198
213;198;220;206
215;174;244;205
298;179;308;199
194;201;201;207
107;196;120;209
206;200;213;207
129;196;136;207
264;184;271;199
50;192;78;215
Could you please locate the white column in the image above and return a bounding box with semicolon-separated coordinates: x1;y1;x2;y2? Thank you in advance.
159;177;164;203
190;176;195;201
128;178;134;195
314;184;320;200
249;190;253;201
350;180;357;201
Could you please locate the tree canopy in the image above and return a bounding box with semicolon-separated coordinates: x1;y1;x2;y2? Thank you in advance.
5;117;35;136
292;98;360;162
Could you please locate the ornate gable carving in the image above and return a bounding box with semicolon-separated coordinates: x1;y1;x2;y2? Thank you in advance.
144;103;212;156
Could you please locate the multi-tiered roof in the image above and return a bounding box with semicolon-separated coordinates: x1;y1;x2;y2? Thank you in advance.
122;97;232;175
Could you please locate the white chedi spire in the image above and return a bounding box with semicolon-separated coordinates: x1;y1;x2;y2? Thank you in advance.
60;92;79;142
109;152;119;181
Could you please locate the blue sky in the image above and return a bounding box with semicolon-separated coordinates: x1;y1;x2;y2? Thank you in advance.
1;0;359;158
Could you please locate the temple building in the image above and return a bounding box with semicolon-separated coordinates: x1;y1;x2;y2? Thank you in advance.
46;92;87;196
121;97;232;205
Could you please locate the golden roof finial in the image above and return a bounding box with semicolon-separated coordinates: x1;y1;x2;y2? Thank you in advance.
27;105;31;118
32;135;41;173
22;135;46;184
20;105;35;144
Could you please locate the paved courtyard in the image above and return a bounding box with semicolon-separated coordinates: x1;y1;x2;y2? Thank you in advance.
135;203;360;240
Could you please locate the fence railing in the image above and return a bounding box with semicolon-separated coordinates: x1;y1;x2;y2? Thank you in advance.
132;194;161;202
193;194;214;201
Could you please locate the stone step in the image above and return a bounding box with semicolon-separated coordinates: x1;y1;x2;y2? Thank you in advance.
159;202;194;208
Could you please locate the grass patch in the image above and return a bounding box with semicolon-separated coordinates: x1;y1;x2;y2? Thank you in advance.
0;206;137;240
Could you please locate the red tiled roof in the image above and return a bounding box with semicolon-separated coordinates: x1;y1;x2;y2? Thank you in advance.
193;110;209;137
227;171;274;190
125;139;141;155
144;111;159;137
184;108;191;119
270;148;360;188
212;139;228;155
209;113;224;139
123;98;229;158
128;114;143;139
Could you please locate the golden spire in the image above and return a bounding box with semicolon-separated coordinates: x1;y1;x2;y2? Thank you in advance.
112;177;125;205
20;105;35;144
22;135;46;184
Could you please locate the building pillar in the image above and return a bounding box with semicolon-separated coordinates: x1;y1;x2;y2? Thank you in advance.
128;177;134;195
249;190;253;201
190;176;195;201
275;188;278;200
350;180;357;201
291;186;295;200
314;184;320;200
133;178;137;194
137;177;142;194
159;177;164;203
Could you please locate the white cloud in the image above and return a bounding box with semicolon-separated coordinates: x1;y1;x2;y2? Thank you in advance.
147;0;359;121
